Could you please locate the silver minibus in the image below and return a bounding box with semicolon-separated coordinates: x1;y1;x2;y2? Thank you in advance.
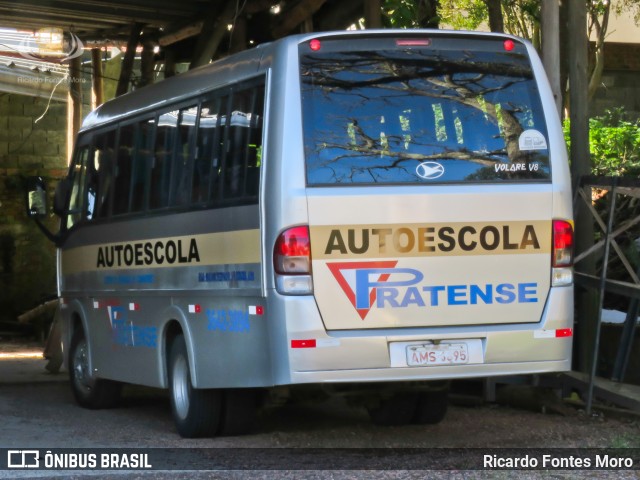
28;29;574;437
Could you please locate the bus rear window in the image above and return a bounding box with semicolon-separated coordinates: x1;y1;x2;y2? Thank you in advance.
299;36;551;185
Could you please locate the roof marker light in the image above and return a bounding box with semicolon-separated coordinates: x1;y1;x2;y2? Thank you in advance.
396;39;431;47
309;38;321;51
504;39;515;51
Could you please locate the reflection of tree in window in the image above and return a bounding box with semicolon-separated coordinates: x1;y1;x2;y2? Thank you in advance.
150;110;178;209
92;130;116;219
67;148;90;229
300;47;550;184
170;105;198;207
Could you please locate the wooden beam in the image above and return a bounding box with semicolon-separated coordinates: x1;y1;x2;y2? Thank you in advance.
159;0;274;47
189;1;236;69
272;0;328;38
116;22;143;97
158;20;204;47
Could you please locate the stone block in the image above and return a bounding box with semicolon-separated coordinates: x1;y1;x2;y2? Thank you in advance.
8;116;32;131
9;141;32;155
33;141;59;156
18;155;44;169
7;101;24;116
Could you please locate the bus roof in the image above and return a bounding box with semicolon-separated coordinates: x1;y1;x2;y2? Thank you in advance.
80;29;524;133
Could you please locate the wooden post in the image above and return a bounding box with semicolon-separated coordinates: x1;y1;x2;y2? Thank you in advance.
139;38;156;88
116;23;143;96
541;0;561;117
569;0;596;374
230;16;247;54
68;55;82;144
91;48;103;108
164;47;177;79
364;0;382;28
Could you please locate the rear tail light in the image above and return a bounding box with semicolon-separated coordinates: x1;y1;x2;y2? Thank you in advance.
552;219;573;286
274;226;313;295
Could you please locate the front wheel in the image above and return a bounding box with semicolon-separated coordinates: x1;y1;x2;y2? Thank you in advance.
69;329;121;409
168;334;222;438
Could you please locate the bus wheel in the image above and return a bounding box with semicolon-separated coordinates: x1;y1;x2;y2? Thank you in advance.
168;334;222;438
367;393;419;426
69;329;121;409
219;389;259;436
413;390;449;425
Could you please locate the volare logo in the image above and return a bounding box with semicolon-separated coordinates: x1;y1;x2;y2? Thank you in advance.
327;261;398;320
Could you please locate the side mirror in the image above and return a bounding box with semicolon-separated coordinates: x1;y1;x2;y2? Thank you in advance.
25;176;61;245
26;176;47;218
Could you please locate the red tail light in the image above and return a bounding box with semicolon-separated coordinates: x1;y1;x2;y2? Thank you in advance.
274;226;311;274
552;220;574;267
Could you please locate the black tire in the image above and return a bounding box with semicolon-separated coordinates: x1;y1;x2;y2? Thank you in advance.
219;389;259;436
168;334;222;438
69;328;121;409
413;389;449;425
367;393;419;426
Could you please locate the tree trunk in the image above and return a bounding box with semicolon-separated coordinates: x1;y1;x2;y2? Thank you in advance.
588;1;610;100
541;0;561;116
484;0;504;33
569;0;597;375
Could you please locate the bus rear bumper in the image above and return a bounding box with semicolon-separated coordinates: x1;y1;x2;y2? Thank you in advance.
287;359;571;384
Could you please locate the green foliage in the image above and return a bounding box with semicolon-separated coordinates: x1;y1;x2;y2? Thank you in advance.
438;0;487;30
589;108;640;177
383;0;436;28
563;108;640;177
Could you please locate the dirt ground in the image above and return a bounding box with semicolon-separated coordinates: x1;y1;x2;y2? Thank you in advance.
1;339;639;478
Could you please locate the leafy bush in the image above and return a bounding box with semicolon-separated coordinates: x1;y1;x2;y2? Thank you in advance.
578;107;640;177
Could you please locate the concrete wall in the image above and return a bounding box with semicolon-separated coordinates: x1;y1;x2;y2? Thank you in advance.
0;93;67;323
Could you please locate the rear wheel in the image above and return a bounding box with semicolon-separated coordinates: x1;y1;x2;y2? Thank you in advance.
69;329;121;409
413;389;449;425
367;393;419;426
168;334;222;438
219;389;259;436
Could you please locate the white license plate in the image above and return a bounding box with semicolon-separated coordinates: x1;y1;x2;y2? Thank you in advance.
406;343;469;367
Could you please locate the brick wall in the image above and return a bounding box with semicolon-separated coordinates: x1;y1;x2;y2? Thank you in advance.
0;93;67;322
591;43;640;118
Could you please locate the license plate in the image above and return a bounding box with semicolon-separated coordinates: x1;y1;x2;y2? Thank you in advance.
406;343;469;367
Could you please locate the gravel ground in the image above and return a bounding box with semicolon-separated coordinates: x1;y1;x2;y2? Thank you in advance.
1;340;639;479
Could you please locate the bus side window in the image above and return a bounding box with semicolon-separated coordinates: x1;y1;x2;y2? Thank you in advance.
210;95;230;205
113;123;136;216
92;130;116;219
150;110;178;210
170;105;198;207
221;84;264;201
193;96;221;205
66;145;91;230
130;118;155;213
245;85;264;198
